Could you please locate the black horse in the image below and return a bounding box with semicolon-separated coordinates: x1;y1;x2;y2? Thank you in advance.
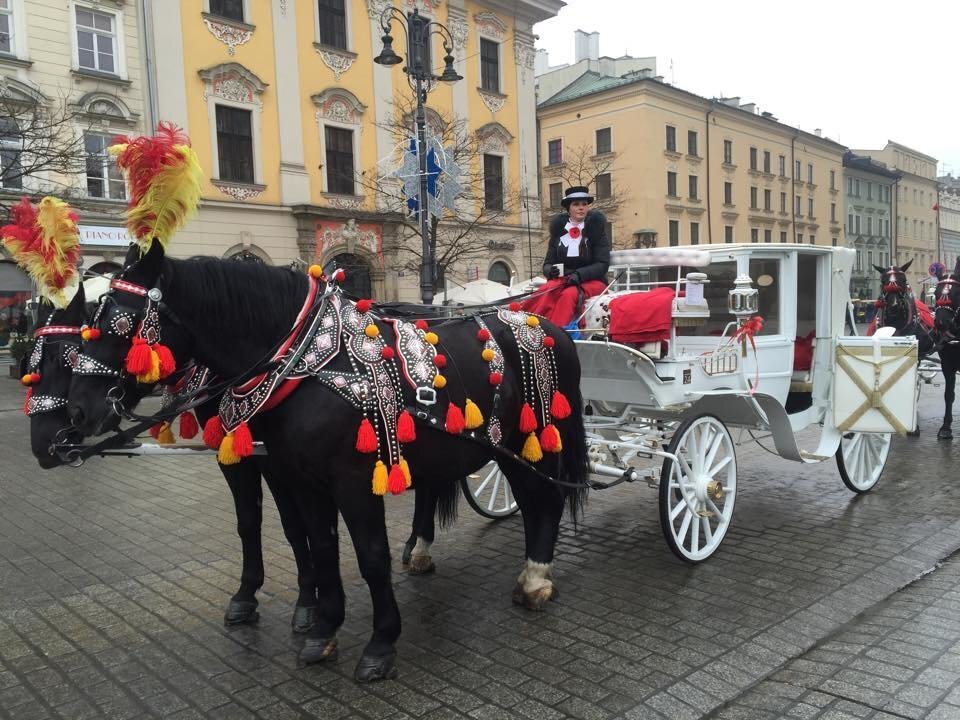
871;260;936;358
932;260;960;440
67;242;589;682
24;280;319;632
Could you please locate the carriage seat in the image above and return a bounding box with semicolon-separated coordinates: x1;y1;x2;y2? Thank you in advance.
790;331;815;392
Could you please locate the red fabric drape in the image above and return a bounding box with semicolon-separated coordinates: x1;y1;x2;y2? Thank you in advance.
608;287;676;344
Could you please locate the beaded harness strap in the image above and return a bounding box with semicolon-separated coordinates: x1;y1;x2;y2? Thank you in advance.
23;324;83;416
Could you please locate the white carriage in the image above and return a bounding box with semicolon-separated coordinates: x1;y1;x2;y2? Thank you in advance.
575;244;918;561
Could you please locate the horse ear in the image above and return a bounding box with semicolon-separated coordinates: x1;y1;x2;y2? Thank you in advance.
873;264;886;274
121;242;140;270
900;259;913;272
64;282;86;315
129;239;166;283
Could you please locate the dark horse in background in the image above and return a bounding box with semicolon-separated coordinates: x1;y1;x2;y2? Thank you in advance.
931;260;960;440
67;241;589;682
870;260;936;357
24;280;319;632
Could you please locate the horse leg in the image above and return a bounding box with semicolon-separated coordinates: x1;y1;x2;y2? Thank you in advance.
221;460;264;626
502;462;566;611
335;484;401;682
260;461;318;633
290;483;345;665
940;361;956;440
402;486;436;575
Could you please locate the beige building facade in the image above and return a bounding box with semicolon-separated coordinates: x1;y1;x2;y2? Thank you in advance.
852;141;939;279
147;0;558;300
0;0;150;274
538;77;846;251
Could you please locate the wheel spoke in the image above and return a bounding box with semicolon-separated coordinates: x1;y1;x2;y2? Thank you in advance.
670;496;687;521
691;511;700;554
487;473;502;512
702;516;714;545
676;509;692;545
500;481;513;512
706;496;726;522
708;454;733;478
843;433;861;466
703;432;724;475
678;452;694;478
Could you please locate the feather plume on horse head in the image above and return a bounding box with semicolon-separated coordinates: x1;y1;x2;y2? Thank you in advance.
0;196;82;309
109;121;202;253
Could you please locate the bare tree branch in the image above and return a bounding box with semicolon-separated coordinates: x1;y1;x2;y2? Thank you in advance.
540;143;631;235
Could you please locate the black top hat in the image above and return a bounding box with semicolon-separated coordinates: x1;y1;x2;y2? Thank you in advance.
560;185;594;209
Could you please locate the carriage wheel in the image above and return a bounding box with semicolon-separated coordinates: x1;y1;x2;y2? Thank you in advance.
461;463;519;519
836;432;891;494
659;414;737;563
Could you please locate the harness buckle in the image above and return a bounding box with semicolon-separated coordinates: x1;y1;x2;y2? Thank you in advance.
415;386;437;406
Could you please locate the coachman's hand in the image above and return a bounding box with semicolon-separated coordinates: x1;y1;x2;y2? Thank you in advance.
547;266;561;279
565;272;581;287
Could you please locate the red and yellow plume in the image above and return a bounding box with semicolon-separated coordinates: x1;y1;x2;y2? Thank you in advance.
109;121;202;253
1;196;81;308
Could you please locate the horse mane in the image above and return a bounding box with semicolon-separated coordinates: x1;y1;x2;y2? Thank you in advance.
164;256;309;339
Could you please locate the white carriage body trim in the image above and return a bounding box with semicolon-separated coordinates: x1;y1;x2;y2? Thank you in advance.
609;247;711;268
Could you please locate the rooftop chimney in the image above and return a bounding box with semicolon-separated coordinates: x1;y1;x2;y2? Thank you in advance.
814;128;822;137
740;102;756;114
574;29;599;62
534;48;549;75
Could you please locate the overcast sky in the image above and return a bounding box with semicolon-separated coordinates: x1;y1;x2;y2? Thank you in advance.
533;0;959;176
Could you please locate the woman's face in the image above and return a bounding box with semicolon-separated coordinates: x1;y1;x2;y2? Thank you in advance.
568;200;589;222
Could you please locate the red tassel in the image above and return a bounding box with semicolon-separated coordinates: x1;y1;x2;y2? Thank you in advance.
388;463;407;495
179;411;199;440
23;387;32;416
544;336;556;348
202;416;225;450
445;403;466;434
233;421;254;458
476;328;490;342
550;390;572;420
519;402;538;434
489;372;503;385
154;343;176;379
397;410;416;443
125;337;153;375
149;422;164;440
540;423;562;453
356;299;372;314
355;417;378;453
415;320;429;331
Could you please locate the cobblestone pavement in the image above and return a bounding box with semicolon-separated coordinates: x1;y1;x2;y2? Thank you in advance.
1;370;959;720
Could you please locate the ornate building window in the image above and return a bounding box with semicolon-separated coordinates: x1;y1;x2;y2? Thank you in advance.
0;117;21;189
70;2;128;79
202;0;254;56
315;0;356;80
475;11;507;113
0;0;28;61
488;260;511;285
84;132;125;199
477;122;512;212
198;62;268;200
313;88;365;203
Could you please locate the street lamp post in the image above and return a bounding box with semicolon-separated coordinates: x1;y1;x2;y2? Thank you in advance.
374;7;462;305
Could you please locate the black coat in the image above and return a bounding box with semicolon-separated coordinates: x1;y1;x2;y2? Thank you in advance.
541;209;611;283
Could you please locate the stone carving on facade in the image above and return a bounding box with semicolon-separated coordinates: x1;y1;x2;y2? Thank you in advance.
474;11;506;41
448;16;468;51
317;218;384;267
365;0;391;20
478;89;506;114
202;17;253;56
316;46;356;81
476;122;513;154
212;181;265;202
199;63;268;111
312;88;366;125
325;194;365;211
279;0;288;15
514;39;535;70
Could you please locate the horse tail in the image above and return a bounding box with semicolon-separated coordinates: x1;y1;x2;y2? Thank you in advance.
434;478;460;530
559;382;590;527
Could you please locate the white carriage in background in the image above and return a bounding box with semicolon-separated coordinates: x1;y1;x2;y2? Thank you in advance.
466;244;919;563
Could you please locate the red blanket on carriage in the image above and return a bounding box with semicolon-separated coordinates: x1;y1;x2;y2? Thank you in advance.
866;299;934;336
608;287;676;344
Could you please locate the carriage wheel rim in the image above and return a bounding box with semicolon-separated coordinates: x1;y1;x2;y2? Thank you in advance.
664;416;737;562
840;432;891;491
464;463;518;517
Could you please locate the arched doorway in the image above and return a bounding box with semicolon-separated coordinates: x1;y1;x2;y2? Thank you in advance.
326;253;371;298
487;261;511;286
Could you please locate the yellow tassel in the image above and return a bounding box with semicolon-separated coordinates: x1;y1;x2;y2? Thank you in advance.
399;457;412;487
464;398;484;430
424;332;439;345
372;460;388;495
156;422;175;444
136;349;161;384
433;374;447;389
481;348;495;362
308;264;323;278
521;432;543;463
364;324;379;338
526;315;540;327
218;433;241;465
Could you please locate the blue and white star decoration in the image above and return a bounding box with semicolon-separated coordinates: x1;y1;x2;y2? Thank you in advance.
381;134;462;220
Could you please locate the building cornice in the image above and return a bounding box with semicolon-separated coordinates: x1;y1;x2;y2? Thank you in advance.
477;0;565;25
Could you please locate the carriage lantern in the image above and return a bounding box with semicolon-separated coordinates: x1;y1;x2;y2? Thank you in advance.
727;274;759;318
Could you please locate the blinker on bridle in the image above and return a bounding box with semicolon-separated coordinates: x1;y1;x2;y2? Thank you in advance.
22;324;83;416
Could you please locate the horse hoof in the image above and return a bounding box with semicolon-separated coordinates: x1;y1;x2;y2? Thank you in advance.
407;555;435;575
291;604;317;634
224;599;259;626
299;637;338;664
938;427;953;440
401;541;414;567
354;652;398;683
512;583;558;611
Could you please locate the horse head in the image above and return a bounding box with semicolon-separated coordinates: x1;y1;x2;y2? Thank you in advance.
873;260;914;331
67;241;175;437
25;286;87;467
934;259;960;344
